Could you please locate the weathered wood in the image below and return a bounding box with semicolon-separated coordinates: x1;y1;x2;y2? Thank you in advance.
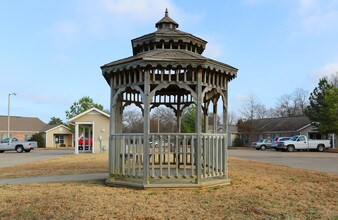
143;70;150;184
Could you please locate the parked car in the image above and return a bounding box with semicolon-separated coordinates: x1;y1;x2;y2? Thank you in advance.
276;135;331;152
0;137;37;153
251;139;272;150
272;137;291;151
78;137;93;150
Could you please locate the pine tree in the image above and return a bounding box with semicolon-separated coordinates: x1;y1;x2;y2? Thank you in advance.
305;78;338;134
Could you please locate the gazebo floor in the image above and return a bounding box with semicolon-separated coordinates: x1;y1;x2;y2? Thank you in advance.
106;167;230;189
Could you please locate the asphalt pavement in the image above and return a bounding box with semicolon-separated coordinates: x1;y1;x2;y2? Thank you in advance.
228;148;338;174
0;149;74;168
0;148;337;185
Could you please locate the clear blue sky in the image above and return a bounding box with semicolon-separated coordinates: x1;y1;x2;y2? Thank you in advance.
1;0;337;123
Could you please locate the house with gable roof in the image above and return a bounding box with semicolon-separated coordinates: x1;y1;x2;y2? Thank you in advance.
68;107;110;154
237;116;336;147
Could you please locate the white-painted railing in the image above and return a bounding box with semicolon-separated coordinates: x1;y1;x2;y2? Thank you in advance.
110;133;227;180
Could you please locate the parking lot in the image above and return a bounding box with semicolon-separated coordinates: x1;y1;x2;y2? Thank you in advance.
0;149;74;168
0;148;337;175
229;148;338;174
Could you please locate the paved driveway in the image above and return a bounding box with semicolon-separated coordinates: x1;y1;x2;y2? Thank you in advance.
229;148;338;174
0;149;74;168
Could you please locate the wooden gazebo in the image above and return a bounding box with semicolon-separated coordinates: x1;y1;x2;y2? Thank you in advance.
101;10;238;188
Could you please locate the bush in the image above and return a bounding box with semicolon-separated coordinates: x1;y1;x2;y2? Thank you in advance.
233;137;244;147
29;133;45;148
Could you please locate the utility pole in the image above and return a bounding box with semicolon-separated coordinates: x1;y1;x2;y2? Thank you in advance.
7;93;17;138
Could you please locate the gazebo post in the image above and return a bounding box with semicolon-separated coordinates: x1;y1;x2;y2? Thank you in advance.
213;97;219;133
143;69;150;185
109;88;117;175
223;89;228;179
177;95;181;133
204;102;209;133
195;67;203;184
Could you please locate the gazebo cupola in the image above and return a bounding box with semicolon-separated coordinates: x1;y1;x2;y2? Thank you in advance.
101;9;238;189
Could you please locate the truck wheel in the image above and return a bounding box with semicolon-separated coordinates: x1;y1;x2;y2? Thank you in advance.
261;145;266;150
255;148;260;150
287;145;295;152
275;148;280;151
15;145;24;153
24;149;31;153
317;145;325;152
0;150;4;153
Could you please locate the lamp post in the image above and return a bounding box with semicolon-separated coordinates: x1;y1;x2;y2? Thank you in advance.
7;93;17;138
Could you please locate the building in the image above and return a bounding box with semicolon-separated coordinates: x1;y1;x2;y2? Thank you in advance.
69;107;110;154
0;116;46;141
41;124;74;148
0;115;74;148
237;116;333;145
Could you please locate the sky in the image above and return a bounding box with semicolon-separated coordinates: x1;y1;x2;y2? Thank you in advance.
1;0;338;123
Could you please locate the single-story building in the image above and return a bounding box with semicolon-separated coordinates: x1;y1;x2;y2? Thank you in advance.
237;116;337;147
69;107;110;154
0;115;74;148
0;116;46;141
41;124;74;148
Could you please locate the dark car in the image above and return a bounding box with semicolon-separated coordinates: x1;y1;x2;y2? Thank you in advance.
272;137;290;151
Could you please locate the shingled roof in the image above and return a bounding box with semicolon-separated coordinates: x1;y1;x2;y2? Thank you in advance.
238;116;312;133
0;116;47;132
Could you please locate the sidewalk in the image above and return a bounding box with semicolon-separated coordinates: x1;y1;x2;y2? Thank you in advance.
0;173;108;185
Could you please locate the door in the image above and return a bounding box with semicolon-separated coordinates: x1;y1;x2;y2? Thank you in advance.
0;138;11;151
296;136;308;150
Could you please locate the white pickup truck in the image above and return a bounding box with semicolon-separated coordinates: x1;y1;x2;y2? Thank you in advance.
276;135;331;152
0;137;37;153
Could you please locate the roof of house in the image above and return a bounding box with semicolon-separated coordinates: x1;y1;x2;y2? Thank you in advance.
40;124;73;133
0;116;47;132
238;116;312;133
68;107;110;122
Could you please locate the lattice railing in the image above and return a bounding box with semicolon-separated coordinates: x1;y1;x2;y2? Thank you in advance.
110;133;227;180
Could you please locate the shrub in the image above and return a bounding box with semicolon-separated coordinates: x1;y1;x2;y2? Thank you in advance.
29;133;45;148
233;137;244;147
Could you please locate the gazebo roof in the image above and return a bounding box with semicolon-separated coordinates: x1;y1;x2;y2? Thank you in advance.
101;9;238;83
102;50;237;81
155;8;179;29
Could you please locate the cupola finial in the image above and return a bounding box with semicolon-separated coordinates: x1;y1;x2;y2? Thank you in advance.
165;8;168;17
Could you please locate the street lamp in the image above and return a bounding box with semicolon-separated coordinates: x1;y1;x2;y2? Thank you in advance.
7;93;17;138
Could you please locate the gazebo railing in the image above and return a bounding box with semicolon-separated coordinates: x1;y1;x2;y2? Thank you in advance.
110;133;228;181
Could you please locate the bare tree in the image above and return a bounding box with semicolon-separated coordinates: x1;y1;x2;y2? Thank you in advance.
151;107;177;133
123;109;143;133
292;88;309;116
240;94;257;120
275;88;308;117
227;111;237;125
327;72;338;87
255;103;268;119
240;94;269;119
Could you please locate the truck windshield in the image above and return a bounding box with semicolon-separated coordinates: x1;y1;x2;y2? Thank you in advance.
290;136;299;141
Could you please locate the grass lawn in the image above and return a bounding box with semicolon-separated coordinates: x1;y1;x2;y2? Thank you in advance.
0;154;337;219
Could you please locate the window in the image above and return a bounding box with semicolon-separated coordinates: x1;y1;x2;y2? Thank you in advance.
55;134;64;144
25;135;32;141
298;136;305;142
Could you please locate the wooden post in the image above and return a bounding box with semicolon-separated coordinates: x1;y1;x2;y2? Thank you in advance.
177;95;181;133
143;69;150;185
213;97;218;133
109;83;116;175
195;67;203;184
204;102;209;133
75;122;79;154
223;85;228;179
